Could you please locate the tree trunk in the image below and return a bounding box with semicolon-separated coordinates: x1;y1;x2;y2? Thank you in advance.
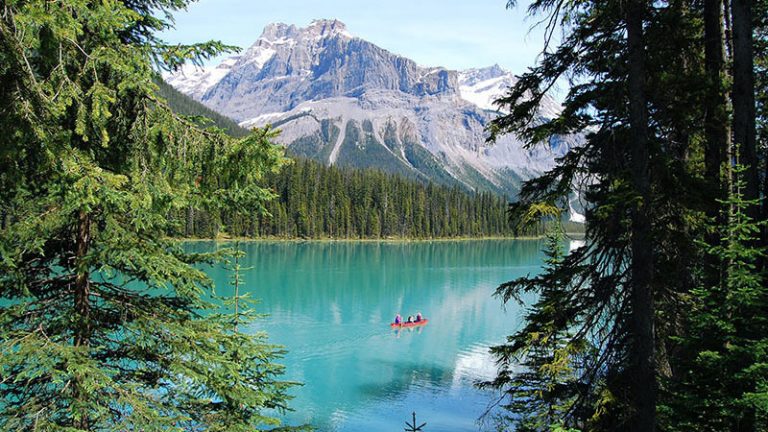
74;210;91;346
704;0;733;290
626;1;656;431
233;248;240;334
724;0;734;58
763;155;768;246
731;0;759;215
731;4;758;431
704;0;731;209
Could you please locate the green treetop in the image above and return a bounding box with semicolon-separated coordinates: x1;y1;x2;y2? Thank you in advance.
486;0;767;430
0;0;298;430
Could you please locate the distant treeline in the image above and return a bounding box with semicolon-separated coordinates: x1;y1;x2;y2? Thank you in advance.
173;158;522;239
155;76;579;239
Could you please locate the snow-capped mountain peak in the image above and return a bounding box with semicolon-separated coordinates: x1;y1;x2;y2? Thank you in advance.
458;65;517;112
164;56;240;99
166;19;355;100
306;19;353;39
165;19;579;199
459;64;507;87
457;64;563;118
258;22;298;42
254;19;351;45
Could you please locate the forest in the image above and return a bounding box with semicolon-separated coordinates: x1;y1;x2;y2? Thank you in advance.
177;158;516;239
0;0;766;431
155;79;526;239
481;0;768;431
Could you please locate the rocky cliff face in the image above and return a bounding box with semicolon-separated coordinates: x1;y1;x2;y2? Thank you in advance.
166;19;576;198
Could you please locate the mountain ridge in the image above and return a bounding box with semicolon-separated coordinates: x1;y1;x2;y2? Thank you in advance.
166;19;575;198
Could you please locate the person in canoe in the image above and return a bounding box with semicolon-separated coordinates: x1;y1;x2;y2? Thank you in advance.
390;314;428;328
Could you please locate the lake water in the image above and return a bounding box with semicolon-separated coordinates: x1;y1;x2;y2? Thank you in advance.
187;239;549;432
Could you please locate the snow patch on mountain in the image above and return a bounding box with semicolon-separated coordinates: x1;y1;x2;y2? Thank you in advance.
328;118;348;165
569;199;586;223
458;65;516;112
458;65;563;119
244;111;285;126
459;75;512;111
166;19;580;199
165;56;239;99
240;45;276;68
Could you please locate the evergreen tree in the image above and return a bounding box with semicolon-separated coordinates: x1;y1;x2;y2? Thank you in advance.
625;1;656;427
0;1;297;430
484;0;715;429
237;159;521;240
661;167;768;432
486;0;768;430
208;242;302;432
482;220;596;432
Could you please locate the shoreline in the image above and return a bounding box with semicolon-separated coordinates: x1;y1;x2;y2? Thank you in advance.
170;233;585;243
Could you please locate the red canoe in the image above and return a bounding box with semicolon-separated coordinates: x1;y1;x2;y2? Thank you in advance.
390;319;428;328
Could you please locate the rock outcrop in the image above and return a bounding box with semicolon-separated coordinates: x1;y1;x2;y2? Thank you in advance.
166;19;576;197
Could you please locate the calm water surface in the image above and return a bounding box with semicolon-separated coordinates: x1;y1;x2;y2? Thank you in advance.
188;239;550;432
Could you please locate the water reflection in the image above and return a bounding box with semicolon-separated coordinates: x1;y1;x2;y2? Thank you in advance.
186;240;547;432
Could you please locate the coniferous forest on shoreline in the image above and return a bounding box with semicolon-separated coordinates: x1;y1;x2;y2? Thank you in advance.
155;79;545;240
1;0;767;431
176;158;519;239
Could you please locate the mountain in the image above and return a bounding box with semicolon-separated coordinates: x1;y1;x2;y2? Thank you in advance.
154;82;532;239
166;19;576;198
154;78;251;138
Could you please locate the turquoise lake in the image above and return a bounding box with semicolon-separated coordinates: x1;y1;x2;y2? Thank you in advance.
187;239;553;431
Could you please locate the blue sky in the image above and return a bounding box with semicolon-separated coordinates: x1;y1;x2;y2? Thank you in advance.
160;0;549;72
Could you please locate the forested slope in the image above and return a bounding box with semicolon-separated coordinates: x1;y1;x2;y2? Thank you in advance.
155;78;251;138
197;159;513;238
156;78;532;238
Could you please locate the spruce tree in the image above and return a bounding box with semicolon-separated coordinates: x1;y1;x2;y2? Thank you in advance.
0;0;297;430
207;242;302;432
661;167;768;431
485;0;710;429
481;221;595;432
486;0;768;430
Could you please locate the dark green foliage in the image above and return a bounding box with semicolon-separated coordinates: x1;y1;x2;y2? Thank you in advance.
485;0;768;431
486;1;696;428
0;0;300;430
205;242;305;432
481;226;597;431
154;78;251;138
661;168;768;431
178;158;518;239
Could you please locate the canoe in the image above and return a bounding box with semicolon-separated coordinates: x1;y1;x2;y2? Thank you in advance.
390;319;428;328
